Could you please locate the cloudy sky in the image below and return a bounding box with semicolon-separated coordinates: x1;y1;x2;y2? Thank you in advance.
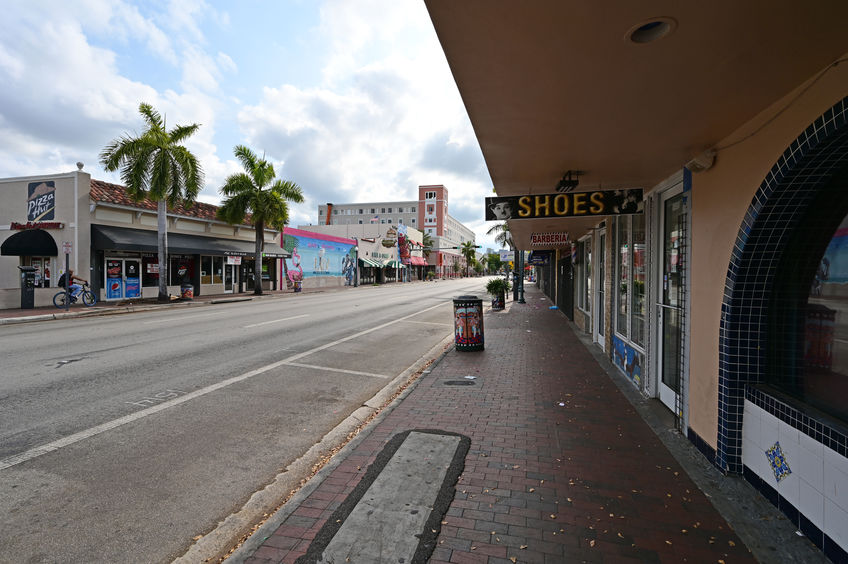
0;0;500;249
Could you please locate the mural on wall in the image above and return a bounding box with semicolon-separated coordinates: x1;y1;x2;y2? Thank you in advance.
397;224;410;264
613;335;642;385
282;228;356;286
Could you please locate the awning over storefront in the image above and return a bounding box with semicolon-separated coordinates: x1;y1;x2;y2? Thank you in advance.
385;260;403;268
358;257;382;268
408;256;427;266
91;225;289;258
1;229;58;256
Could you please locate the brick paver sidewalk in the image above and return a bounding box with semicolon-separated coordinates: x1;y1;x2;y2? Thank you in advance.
240;286;754;563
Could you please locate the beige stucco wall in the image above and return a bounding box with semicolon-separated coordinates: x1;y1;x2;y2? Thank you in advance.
688;53;848;447
0;170;92;308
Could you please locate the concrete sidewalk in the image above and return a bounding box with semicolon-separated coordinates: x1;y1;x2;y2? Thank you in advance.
224;285;825;564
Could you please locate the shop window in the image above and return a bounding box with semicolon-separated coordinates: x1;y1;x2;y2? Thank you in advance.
201;256;212;284
614;215;646;346
616;219;630;337
768;169;848;423
142;255;159;287
21;256;53;288
169;256;195;286
631;214;646;346
212;256;223;283
577;238;592;313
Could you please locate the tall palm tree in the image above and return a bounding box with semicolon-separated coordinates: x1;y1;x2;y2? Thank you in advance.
100;103;203;302
217;145;304;295
460;240;477;277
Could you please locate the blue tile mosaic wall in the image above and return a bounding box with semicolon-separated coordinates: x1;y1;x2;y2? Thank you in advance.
717;96;848;474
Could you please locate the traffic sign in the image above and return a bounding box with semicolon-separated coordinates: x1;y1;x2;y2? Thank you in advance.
62;241;72;255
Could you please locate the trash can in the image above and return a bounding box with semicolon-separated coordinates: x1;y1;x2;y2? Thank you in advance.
180;284;194;300
294;280;302;292
18;266;37;309
453;295;484;351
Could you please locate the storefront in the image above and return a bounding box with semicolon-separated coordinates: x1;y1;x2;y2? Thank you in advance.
0;171;285;308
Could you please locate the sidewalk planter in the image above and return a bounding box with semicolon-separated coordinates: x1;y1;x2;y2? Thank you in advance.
485;278;510;311
453;295;484;351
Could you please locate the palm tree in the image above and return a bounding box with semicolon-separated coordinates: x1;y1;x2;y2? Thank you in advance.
100;103;203;302
422;232;434;258
460;240;478;277
217;145;304;295
486;221;513;249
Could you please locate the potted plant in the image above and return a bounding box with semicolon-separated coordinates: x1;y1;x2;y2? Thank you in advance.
486;277;511;310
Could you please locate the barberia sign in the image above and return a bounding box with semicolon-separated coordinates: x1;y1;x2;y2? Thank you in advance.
530;232;570;247
11;221;64;230
485;189;642;221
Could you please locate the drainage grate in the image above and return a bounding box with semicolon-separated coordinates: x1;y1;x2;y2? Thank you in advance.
443;380;476;386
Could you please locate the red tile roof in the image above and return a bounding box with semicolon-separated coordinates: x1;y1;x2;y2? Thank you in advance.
89;179;252;226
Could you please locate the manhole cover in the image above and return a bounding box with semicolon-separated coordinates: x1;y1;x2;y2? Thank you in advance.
443;380;476;386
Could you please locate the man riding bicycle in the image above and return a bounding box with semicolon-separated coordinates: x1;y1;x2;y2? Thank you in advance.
60;269;88;302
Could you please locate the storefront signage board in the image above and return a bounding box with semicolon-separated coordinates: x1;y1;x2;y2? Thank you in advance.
485;189;643;221
530;232;570;247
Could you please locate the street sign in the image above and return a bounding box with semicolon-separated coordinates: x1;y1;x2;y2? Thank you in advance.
62;241;72;254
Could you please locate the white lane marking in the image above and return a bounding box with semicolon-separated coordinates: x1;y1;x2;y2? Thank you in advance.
243;314;309;328
142;311;230;324
284;362;389;379
0;300;450;471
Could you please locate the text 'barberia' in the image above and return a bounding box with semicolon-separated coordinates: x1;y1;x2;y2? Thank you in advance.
484;189;642;221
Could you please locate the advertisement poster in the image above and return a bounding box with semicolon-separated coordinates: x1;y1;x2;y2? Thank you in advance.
282;228;356;284
106;259;123;300
125;260;140;298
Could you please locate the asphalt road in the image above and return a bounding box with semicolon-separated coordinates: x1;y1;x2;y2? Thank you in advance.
0;278;490;563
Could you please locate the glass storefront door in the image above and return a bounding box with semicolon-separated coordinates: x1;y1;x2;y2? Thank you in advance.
224;263;236;293
105;257;141;300
657;190;685;413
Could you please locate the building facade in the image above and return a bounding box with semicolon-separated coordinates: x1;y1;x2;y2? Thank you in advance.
294;223;427;285
0;169;286;308
317;185;476;278
427;2;848;558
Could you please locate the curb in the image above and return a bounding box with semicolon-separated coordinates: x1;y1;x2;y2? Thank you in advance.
175;334;456;564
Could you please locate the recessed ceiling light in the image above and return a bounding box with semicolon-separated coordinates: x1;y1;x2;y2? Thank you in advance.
626;17;677;44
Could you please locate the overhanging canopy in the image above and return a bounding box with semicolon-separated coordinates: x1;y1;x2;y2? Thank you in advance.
358;257;382;268
1;229;58;256
91;225;289;258
425;1;848;248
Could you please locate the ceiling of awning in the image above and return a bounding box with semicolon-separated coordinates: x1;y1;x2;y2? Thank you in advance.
1;229;58;256
425;1;848;247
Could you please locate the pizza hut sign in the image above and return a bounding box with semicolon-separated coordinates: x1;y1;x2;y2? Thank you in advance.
27;181;56;222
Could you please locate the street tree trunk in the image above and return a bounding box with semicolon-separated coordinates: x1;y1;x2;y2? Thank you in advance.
254;221;264;295
157;199;169;302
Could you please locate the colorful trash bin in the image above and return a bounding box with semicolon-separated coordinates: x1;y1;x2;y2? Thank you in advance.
453;295;484;351
180;284;194;300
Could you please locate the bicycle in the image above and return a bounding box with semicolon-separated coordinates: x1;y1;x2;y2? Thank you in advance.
53;282;98;308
